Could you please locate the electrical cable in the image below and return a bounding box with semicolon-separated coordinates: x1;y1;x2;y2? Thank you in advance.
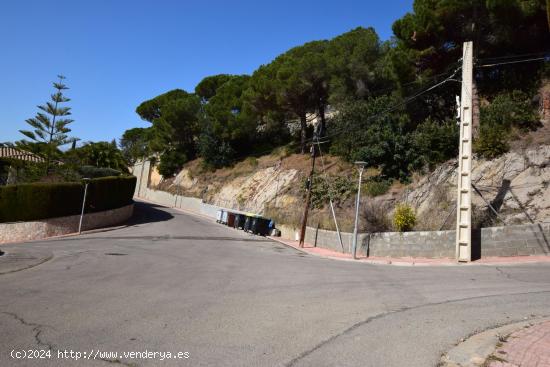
302;65;463;146
477;57;547;68
476;51;549;63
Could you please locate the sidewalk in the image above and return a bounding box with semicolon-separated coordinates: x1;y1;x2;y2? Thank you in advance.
442;319;550;367
269;237;550;266
487;320;550;367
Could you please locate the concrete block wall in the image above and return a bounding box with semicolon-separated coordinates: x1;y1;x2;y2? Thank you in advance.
290;222;550;258
479;223;550;257
362;230;456;258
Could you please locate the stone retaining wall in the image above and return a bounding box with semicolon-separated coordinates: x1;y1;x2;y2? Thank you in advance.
0;204;134;244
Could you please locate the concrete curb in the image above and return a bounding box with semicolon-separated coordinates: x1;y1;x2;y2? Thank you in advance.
440;317;550;367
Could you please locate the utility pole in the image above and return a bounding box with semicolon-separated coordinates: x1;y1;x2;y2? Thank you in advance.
299;144;316;247
456;41;474;262
351;162;366;259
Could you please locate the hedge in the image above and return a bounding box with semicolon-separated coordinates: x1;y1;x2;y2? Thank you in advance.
0;176;136;223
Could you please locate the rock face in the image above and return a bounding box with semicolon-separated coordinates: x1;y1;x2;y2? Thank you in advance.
174;169;197;189
211;167;298;213
209;166;299;214
139;143;549;230
404;145;550;229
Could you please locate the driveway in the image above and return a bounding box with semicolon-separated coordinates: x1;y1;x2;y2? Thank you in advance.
1;201;550;366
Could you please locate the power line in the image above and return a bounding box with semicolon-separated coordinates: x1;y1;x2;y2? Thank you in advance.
368;61;462;97
302;65;462;146
477;57;547;68
476;51;549;63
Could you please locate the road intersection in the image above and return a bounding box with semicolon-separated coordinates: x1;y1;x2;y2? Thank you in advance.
1;201;549;366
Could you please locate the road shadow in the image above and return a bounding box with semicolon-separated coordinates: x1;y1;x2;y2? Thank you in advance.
126;201;174;225
472;228;481;261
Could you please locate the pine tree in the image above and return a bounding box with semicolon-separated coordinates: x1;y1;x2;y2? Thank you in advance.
19;75;76;171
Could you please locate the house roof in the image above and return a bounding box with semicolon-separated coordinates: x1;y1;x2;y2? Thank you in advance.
0;146;45;163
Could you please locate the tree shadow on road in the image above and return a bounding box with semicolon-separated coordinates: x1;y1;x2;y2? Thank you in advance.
126;201;174;225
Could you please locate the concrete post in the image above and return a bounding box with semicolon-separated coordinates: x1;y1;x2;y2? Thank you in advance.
456;41;474;262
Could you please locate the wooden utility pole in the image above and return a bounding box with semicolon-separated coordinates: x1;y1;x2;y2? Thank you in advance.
299;145;316;247
456;41;474;262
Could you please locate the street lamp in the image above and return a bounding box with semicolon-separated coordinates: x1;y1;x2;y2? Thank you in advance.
352;162;367;259
78;178;90;234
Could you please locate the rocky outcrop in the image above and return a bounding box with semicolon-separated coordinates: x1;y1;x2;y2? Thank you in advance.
138;143;549;230
404;145;550;229
209;166;299;213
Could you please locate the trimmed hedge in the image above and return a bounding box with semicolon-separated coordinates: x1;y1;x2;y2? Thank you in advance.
0;176;136;223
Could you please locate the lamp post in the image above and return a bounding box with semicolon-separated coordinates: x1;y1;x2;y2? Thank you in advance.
351;162;366;259
78;178;90;234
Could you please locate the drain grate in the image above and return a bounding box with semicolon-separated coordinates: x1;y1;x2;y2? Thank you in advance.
105;253;128;256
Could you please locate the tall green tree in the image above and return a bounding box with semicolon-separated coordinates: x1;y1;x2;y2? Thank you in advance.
136;89;201;176
120;127;151;165
195;74;234;102
198;75;257;167
326;27;394;104
73;141;128;172
245;65;289;142
329;95;413;180
392;0;549;89
270;41;330;152
19;75;76;171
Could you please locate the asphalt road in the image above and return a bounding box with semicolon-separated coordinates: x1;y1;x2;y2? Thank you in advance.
1;201;550;367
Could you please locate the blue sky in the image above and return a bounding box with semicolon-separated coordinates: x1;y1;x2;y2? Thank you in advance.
0;0;412;145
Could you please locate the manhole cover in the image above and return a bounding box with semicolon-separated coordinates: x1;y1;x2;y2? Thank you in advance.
105;253;128;256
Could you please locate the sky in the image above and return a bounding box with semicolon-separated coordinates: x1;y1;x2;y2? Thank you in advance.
0;0;412;145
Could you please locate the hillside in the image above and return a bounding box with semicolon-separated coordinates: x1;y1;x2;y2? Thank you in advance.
145;121;550;233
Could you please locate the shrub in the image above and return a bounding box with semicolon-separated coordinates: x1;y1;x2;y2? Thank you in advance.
474;124;510;159
0;176;136;223
364;178;391;197
475;90;538;159
245;157;258;168
79;165;121;178
362;201;391;232
411;118;459;170
481;90;539;132
158;149;188;177
85;176;137;212
198;133;236;169
393;203;416;232
307;175;355;209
